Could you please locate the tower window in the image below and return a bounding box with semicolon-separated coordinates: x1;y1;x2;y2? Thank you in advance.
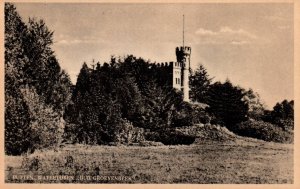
178;78;180;84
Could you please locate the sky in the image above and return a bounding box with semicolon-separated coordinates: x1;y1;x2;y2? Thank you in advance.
14;3;294;109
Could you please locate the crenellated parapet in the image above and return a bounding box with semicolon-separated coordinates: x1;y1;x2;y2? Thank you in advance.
176;46;191;69
172;62;182;68
176;46;191;55
150;61;183;69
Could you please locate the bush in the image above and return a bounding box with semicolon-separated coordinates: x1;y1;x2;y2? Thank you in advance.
172;102;211;127
233;120;293;143
144;129;196;145
115;119;145;144
21;87;64;151
276;118;294;132
176;124;237;142
62;123;78;144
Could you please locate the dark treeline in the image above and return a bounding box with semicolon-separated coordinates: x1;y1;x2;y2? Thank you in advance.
5;3;294;155
63;56;208;145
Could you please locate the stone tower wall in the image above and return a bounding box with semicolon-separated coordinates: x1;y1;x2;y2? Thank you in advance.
176;46;191;102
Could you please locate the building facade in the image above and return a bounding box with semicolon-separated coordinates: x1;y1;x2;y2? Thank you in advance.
154;46;191;102
175;46;191;102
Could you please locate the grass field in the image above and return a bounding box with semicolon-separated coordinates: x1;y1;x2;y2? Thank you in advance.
5;137;293;184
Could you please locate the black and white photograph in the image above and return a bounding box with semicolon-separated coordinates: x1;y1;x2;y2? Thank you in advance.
3;1;297;185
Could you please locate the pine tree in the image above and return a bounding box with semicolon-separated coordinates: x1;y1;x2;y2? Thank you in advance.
5;73;31;155
5;3;72;154
190;64;213;103
206;80;249;128
5;3;31;155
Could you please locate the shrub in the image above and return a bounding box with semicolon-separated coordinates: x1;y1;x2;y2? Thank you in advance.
233;120;293;143
144;129;196;145
62;123;78;144
115;119;145;144
276;118;294;132
176;124;236;142
172;102;211;127
22;87;63;151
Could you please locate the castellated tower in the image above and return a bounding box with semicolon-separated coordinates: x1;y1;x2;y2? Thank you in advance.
153;16;191;102
176;46;191;102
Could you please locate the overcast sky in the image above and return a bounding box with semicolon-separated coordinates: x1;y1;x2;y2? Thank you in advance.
14;3;293;109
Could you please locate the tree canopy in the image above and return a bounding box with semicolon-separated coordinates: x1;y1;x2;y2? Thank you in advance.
206;80;249;128
5;3;72;155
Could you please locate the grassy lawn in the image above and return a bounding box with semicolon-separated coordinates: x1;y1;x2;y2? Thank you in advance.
5;138;293;184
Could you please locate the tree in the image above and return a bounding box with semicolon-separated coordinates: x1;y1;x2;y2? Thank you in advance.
272;100;294;120
21;87;63;151
49;70;72;115
22;17;72;113
172;101;211;127
5;74;31;155
243;88;266;120
141;83;182;130
5;3;31;155
271;100;294;131
65;55;185;144
5;3;72;154
5;3;28;77
73;62;91;98
66;60;142;144
206;80;249;129
190;64;213;103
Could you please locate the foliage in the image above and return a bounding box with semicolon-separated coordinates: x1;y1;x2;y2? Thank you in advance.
176;124;236;142
115;119;145;144
271;100;294;130
5;81;31;155
172;102;211;127
5;4;31;155
189;64;213;103
144;129;196;145
22;18;72;114
243;89;266;120
5;3;71;155
262;100;294;131
5;4;295;151
141;83;182;130
21;87;64;151
206;80;249;129
233;120;293;143
65;56;184;144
